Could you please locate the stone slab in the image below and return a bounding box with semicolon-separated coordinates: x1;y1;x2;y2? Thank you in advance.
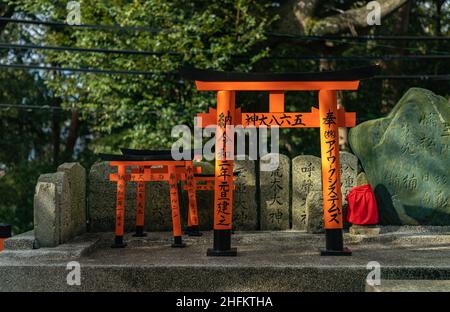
57;163;87;239
366;280;450;292
339;151;358;208
260;154;290;230
232;158;258;230
88;162;137;232
34;172;70;247
3;228;450;291
3;230;38;250
292;155;322;230
305;191;324;234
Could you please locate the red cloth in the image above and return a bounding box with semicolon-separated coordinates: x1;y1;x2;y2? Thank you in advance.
345;184;378;225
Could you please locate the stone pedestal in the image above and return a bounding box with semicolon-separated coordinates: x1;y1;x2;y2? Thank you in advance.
349;224;380;236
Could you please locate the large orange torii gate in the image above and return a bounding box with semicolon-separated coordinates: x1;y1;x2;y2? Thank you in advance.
181;65;379;256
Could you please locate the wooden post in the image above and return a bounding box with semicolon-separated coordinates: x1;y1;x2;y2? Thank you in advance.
318;90;351;256
207;90;237;256
269;91;284;112
133;167;147;237
112;164;127;247
185;162;202;236
169;165;185;247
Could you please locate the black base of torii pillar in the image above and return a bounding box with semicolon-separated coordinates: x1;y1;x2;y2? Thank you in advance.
207;230;237;256
320;229;352;256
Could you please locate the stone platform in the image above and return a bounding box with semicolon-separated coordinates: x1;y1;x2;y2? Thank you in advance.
2;227;450;291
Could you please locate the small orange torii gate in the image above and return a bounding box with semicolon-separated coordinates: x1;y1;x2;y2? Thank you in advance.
181;65;379;256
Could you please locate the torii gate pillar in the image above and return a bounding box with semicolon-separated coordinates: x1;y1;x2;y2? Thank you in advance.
318;90;351;256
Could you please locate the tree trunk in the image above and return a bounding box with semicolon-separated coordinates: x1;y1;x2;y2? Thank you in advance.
62;109;79;162
381;0;411;114
52;107;61;168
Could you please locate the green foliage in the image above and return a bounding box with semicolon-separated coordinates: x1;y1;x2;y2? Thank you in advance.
11;0;275;152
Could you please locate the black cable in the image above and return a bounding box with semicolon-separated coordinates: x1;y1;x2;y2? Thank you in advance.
0;42;181;56
0;62;448;80
2;42;450;61
0;63;179;76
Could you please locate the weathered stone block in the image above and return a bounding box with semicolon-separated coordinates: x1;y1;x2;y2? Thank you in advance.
292;155;322;230
145;181;172;231
88;162;136;232
57;163;86;239
233;158;258;230
34;172;70;247
3;230;38;250
305;191;324;234
260;154;290;230
349;88;450;225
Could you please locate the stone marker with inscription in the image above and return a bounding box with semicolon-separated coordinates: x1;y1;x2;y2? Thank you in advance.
260;153;290;230
292;155;322;230
233;158;258;230
34;172;69;247
57;163;86;238
305;191;324;233
349;88;450;225
339;151;358;209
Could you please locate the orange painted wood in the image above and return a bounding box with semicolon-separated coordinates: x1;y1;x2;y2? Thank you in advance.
185;163;199;227
168;165;183;237
136;168;145;228
319;90;343;229
197;107;241;127
115;165;126;236
213;90;235;230
195;80;360;91
269;91;284;112
198;107;355;128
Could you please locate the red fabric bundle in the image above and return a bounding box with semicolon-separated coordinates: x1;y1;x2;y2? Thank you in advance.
345;184;379;225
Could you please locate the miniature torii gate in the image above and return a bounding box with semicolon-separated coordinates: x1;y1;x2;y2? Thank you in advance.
181;65;379;256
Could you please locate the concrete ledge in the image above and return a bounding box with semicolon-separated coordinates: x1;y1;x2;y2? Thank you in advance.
0;233;101;261
4;230;38;250
366;280;450;292
2;229;450;291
